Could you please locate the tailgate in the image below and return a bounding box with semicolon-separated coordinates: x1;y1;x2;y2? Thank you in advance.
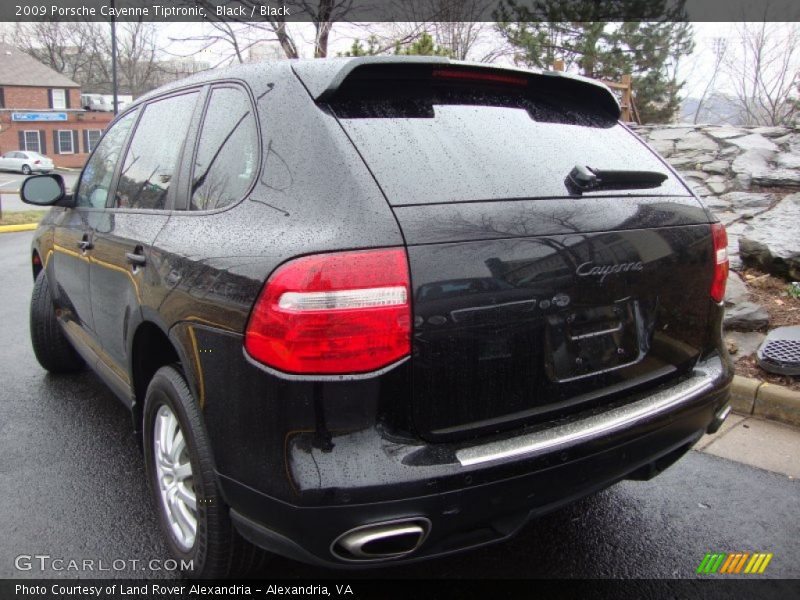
399;199;714;440
326;62;716;441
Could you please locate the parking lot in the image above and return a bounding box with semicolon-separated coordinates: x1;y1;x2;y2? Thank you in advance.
0;229;798;580
0;171;79;213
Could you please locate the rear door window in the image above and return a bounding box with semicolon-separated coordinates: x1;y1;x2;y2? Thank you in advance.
190;86;258;211
115;92;198;210
331;85;687;205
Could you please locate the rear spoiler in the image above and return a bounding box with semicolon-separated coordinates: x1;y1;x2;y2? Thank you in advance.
291;57;621;120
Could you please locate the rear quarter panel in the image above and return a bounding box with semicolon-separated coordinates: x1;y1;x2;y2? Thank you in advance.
146;65;406;494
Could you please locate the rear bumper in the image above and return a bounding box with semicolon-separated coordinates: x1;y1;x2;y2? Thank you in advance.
222;354;732;568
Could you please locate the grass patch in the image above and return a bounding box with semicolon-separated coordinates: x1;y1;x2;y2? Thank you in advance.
0;210;47;226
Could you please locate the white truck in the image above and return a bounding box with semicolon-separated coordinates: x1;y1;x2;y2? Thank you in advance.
81;94;133;111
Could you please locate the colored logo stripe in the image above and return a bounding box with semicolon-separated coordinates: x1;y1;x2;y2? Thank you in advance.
720;553;749;573
745;553;773;574
697;552;773;574
697;553;725;574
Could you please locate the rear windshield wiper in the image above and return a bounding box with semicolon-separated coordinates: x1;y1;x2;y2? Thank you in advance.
566;165;667;194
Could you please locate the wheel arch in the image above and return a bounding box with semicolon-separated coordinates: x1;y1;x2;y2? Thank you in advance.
129;320;198;439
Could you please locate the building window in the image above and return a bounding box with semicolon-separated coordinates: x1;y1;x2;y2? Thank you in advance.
86;129;102;153
51;88;67;109
0;87;5;109
23;131;42;153
57;130;75;154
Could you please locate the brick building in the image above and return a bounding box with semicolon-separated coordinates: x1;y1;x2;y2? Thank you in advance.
0;43;114;169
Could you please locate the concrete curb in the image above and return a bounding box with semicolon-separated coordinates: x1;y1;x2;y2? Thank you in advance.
730;375;800;427
0;223;37;233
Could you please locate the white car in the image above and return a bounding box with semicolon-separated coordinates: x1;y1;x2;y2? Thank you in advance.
0;151;55;175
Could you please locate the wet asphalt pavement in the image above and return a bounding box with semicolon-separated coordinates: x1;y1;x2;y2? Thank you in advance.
0;230;798;581
0;171;80;193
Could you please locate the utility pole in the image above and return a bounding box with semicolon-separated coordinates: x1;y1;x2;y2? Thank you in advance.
111;0;118;115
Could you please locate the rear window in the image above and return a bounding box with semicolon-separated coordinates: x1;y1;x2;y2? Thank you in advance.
330;85;687;205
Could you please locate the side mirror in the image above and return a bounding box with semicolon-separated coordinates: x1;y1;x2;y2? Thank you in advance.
20;174;67;207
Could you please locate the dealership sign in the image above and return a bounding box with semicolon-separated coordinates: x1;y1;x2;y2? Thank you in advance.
11;112;68;122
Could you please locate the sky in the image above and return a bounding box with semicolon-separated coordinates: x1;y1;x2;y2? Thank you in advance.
1;20;795;101
154;21;753;97
684;22;737;97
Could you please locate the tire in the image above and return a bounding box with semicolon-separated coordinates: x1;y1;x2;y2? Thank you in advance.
30;270;84;373
143;366;269;578
21;164;31;175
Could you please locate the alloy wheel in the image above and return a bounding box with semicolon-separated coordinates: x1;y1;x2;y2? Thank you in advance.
153;404;198;551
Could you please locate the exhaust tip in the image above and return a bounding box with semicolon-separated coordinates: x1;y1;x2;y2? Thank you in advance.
331;518;430;562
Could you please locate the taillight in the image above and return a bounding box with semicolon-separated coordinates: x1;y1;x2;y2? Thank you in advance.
34;160;41;165
432;68;528;87
244;248;411;375
710;222;729;303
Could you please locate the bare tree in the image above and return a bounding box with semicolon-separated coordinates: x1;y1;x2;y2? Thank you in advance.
432;21;486;61
103;22;162;97
692;37;728;124
13;21;163;96
13;22;102;84
170;19;297;65
723;22;800;126
0;24;12;44
425;0;494;60
386;0;492;60
176;1;360;61
172;1;496;64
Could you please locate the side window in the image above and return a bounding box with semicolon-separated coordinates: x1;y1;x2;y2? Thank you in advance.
75;110;137;209
190;87;257;211
115;92;198;210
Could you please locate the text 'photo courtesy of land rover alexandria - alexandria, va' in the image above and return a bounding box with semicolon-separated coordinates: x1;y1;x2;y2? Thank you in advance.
22;56;733;577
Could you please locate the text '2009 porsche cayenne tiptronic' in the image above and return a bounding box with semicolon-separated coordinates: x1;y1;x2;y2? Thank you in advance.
22;57;732;577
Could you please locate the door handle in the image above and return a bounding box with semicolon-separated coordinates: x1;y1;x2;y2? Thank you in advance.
78;234;93;251
125;252;146;267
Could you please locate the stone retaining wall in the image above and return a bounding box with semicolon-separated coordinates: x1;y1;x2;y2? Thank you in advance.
631;124;800;281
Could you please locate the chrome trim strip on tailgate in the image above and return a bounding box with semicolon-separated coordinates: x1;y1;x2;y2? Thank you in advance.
456;360;724;467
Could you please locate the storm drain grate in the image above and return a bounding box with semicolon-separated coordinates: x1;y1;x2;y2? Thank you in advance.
757;326;800;376
762;340;800;363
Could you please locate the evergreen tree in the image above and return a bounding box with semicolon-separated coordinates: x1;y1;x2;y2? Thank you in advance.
340;32;451;58
338;36;381;57
494;1;694;123
394;32;451;57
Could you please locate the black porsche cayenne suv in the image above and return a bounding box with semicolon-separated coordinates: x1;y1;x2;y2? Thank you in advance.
22;57;733;576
